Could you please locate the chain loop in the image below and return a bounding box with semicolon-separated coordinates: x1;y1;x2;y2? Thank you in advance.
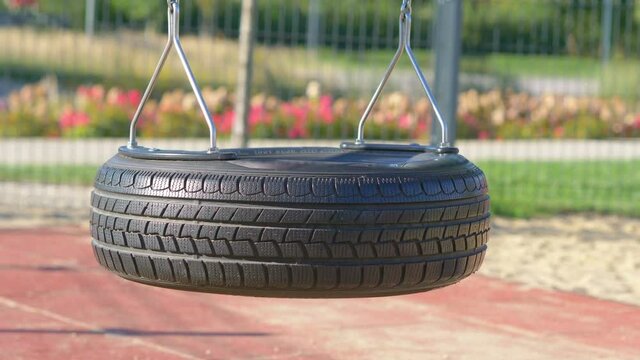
401;0;412;19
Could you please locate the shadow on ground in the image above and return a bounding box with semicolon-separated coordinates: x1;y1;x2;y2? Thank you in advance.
0;328;270;337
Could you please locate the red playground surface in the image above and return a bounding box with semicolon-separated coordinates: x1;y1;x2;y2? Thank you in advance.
1;227;638;359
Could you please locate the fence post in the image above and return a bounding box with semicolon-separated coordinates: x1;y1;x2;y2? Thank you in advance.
85;0;96;38
232;0;257;147
432;0;462;145
307;0;321;54
601;0;613;65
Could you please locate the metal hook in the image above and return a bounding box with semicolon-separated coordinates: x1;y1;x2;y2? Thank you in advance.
128;0;218;152
355;0;450;147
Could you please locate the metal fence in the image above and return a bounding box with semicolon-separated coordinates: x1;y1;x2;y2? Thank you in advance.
0;0;639;219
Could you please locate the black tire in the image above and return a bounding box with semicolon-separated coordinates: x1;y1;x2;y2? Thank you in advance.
90;147;490;298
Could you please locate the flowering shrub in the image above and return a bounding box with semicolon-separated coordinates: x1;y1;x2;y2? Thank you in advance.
0;77;60;137
5;0;38;10
58;85;138;138
1;78;639;140
457;90;640;139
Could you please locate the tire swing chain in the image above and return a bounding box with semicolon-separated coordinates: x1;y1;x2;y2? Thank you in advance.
342;0;457;154
121;0;236;160
121;0;456;159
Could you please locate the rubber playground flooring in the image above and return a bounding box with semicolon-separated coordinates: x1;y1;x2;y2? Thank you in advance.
0;227;638;360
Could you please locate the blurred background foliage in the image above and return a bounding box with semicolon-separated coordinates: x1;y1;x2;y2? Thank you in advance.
2;0;639;56
1;0;639;219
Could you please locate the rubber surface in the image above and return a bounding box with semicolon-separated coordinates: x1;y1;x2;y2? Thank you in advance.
90;147;490;297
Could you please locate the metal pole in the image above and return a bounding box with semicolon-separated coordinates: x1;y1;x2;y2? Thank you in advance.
432;0;462;145
85;0;96;37
601;0;613;65
232;0;257;147
307;0;321;54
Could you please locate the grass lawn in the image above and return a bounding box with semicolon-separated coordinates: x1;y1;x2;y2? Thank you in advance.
3;26;640;99
1;160;638;218
322;50;605;78
461;54;601;78
479;160;640;218
0;165;98;187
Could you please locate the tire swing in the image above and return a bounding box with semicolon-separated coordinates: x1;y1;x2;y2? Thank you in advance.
90;0;490;298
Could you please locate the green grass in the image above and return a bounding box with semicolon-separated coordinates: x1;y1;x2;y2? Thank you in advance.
1;160;638;218
466;54;640;99
324;52;640;99
3;26;640;99
321;51;602;78
479;160;640;218
320;49;640;85
460;54;601;78
0;165;98;186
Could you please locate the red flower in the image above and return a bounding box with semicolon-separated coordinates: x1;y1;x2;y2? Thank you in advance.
317;96;334;124
288;126;308;139
59;110;91;129
127;90;142;108
249;105;272;126
218;110;235;134
105;88;140;108
553;126;565;138
478;130;490;140
7;0;37;9
77;86;90;98
398;114;413;130
77;85;105;103
413;120;428;138
281;102;309;123
463;113;478;128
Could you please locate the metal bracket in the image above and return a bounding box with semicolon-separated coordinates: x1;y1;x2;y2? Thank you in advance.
340;142;458;154
123;0;236;160
344;0;456;153
121;0;455;160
